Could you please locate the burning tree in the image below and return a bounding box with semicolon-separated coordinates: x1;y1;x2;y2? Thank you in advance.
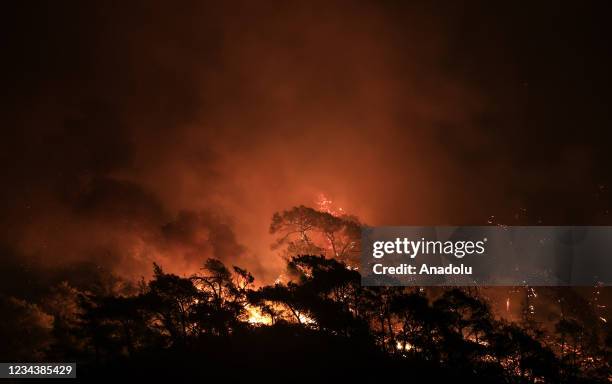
269;205;361;263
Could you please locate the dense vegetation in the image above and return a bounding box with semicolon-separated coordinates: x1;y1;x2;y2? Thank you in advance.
3;254;600;382
1;207;610;382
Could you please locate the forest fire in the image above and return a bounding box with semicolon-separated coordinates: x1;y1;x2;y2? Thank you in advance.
245;305;272;325
1;0;612;382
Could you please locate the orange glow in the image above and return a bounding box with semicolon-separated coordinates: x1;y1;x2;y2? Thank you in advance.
245;305;272;325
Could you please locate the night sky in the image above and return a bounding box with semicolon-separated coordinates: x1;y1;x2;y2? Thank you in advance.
1;1;612;289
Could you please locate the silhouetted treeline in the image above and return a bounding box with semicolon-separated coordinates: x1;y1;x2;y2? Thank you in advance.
15;255;607;383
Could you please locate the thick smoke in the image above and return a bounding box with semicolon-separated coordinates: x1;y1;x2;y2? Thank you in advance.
1;0;611;293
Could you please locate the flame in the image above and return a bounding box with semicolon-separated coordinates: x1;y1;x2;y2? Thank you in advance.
245;303;315;326
245;305;272;325
316;193;345;217
297;312;316;325
396;341;414;351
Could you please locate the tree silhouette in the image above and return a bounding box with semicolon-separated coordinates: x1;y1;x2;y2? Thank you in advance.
32;222;606;383
270;206;361;262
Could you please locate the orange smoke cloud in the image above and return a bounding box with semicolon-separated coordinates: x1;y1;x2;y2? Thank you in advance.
2;1;611;289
